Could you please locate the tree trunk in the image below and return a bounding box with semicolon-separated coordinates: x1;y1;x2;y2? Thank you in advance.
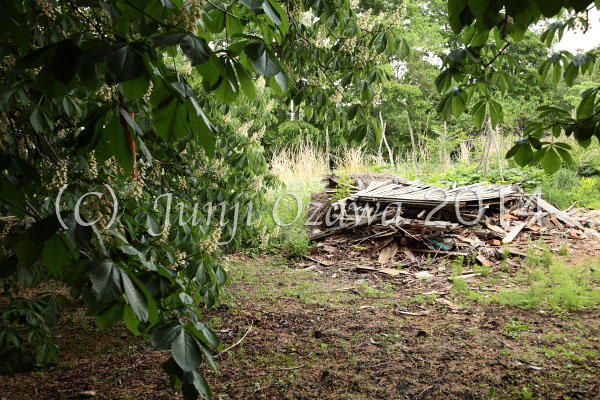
325;126;330;174
477;117;493;178
490;119;504;182
379;112;394;169
405;110;419;174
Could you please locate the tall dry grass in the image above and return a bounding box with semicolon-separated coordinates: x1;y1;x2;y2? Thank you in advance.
270;142;373;183
270;140;327;183
333;146;370;173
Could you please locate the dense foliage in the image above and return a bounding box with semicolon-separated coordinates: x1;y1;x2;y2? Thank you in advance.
0;0;410;397
435;0;600;173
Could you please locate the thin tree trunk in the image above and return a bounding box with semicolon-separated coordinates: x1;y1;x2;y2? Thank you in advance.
440;120;447;167
490;119;504;182
325;126;330;174
405;110;419;174
478;117;493;178
379;112;394;169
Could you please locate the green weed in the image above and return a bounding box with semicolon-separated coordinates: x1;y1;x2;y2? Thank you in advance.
496;262;600;311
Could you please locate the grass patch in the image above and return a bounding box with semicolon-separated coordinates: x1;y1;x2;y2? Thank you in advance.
495;262;600;311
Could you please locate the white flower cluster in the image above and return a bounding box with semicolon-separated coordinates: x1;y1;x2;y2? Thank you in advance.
272;225;280;239
142;81;154;104
299;11;314;26
0;219;15;240
160;226;170;243
356;47;371;67
258;226;269;251
201;226;222;254
314;27;332;49
256;77;266;92
180;63;193;76
99;85;117;101
166;0;204;33
250;175;264;191
237;121;252;137
2;55;15;69
331;87;344;105
265;99;275;112
0;113;9;132
17;138;28;159
86;195;114;232
88;151;98;180
340;36;357;54
175;250;188;269
372;83;383;105
37;0;56;19
388;7;405;28
222;113;231;124
177;175;188;192
47;160;68;192
212;158;229;179
251;126;266;142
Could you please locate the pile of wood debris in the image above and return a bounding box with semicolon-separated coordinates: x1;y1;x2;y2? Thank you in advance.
304;174;600;280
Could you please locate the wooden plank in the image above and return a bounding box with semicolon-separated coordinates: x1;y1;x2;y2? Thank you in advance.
502;220;528;244
536;198;583;229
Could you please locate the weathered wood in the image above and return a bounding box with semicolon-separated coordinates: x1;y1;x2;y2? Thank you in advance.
536;198;583;229
502;220;528;244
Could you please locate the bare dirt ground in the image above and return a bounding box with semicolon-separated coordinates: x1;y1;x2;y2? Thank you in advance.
1;253;600;399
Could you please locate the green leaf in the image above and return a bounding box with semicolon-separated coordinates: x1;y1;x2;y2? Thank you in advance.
151;325;181;350
262;0;281;25
552;62;562;86
572;53;588;67
16;238;43;268
96;303;124;330
180;35;210;65
488;99;503;128
89;260;124;302
576;91;596;119
467;0;489;16
150;33;186;47
171;328;203;372
226;13;242;36
184;370;212;400
434;69;452;93
51;39;81;85
42;234;72;277
33;341;58;366
187;99;216;156
154;98;189;142
103;46;145;83
29;109;45;133
241;0;264;12
120;268;149;322
448;0;468;34
574;121;597;141
273;70;288;93
244;43;281;77
121;73;150;101
555;147;573;165
540;147;562;174
451;91;466;117
0;87;17;112
195;322;220;348
123;304;141;336
471;100;486;130
234;62;255;101
513;143;533;167
563;63;578;87
101;111;134;175
533;0;563;17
